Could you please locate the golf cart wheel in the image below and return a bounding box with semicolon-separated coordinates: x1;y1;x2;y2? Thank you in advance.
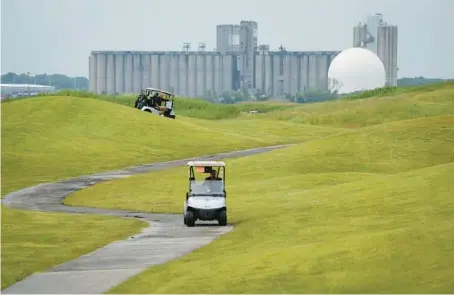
218;210;227;226
144;109;152;113
185;211;195;227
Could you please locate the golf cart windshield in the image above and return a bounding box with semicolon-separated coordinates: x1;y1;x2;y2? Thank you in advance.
190;180;224;196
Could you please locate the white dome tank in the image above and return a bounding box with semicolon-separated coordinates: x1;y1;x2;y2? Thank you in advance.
328;47;386;94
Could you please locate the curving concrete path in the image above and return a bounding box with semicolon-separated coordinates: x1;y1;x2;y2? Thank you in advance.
2;144;290;294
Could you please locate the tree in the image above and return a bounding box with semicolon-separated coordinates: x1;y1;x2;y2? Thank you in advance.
203;90;217;102
397;77;446;87
295;90;336;104
328;77;343;94
234;90;246;103
284;93;295;102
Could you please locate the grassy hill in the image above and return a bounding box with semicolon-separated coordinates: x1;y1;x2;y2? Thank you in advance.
2;82;454;291
66;86;454;293
1;96;330;195
1;94;337;289
267;82;454;127
109;160;454;293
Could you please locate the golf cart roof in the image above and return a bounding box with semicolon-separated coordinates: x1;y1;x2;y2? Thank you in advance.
187;160;225;167
145;87;174;96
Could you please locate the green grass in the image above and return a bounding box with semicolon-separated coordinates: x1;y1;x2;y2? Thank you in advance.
0;93;334;290
67;114;454;212
17;90;297;120
2;96;320;195
1;208;147;290
267;83;454;127
2;82;454;292
66;114;454;293
342;80;454;100
110;162;454;294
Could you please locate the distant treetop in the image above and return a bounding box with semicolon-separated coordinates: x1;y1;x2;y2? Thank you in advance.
1;72;88;90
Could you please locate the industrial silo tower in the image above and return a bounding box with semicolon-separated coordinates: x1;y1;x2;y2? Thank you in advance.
353;13;398;87
216;24;241;52
216;21;258;91
239;21;258;90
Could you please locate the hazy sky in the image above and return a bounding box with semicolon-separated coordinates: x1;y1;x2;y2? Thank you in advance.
1;0;453;78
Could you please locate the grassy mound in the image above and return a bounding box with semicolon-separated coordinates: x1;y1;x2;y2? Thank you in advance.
2;96;317;195
111;162;454;293
0;94;333;289
267;82;454;127
2;83;453;291
68;115;454;293
19;90;297;120
343;80;454;100
66;115;454;211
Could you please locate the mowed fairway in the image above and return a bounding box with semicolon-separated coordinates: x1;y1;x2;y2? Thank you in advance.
66;85;454;293
0;95;336;289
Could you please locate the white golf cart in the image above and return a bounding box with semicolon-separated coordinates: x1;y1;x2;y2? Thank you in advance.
134;87;176;119
184;161;227;227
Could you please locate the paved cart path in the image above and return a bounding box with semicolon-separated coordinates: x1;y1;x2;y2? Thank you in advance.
2;144;290;294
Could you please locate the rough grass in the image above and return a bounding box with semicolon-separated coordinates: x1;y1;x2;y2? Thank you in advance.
15;90;296;120
2;83;454;292
1;208;146;290
4;82;451;122
267;83;454;127
343;80;454;100
2;96;321;196
0;94;335;290
67;115;454;213
67;115;454;293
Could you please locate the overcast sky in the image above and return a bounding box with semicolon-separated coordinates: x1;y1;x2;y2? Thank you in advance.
1;0;453;78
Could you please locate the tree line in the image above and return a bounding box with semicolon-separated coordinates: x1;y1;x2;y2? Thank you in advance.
1;72;89;90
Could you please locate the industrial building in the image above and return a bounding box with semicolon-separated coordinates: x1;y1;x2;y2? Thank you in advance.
89;49;339;97
353;13;398;86
255;46;339;96
89;50;240;98
88;20;342;97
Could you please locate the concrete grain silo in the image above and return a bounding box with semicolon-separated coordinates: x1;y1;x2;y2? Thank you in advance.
353;13;398;86
168;54;180;93
378;25;398;87
204;54;214;95
106;53;115;94
96;53;107;94
114;53;124;94
88;54;97;93
195;53;206;97
123;53;133;93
